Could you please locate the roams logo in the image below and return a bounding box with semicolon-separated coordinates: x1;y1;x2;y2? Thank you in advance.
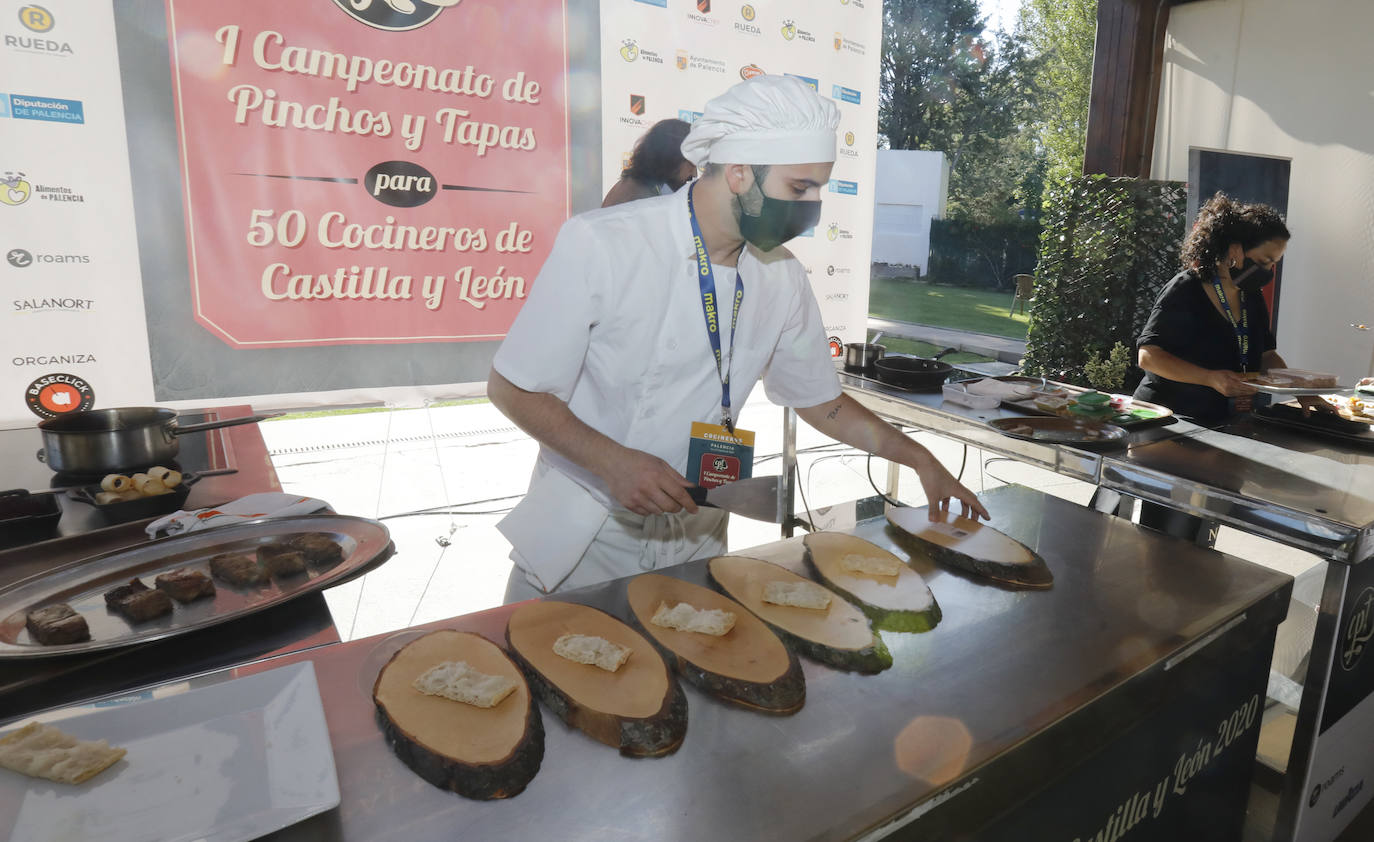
332;0;462;32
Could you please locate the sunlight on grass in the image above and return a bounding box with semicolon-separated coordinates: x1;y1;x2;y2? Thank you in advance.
868;277;1029;340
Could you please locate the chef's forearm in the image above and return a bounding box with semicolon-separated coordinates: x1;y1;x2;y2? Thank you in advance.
796;394;939;473
486;368;624;480
1138;345;1222;386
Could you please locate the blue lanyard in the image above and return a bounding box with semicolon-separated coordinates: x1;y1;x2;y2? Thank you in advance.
687;184;745;432
1211;275;1249;369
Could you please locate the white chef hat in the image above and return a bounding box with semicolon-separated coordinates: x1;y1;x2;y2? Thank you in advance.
680;75;840;168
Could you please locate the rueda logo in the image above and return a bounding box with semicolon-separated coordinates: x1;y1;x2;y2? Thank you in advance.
1341;587;1373;671
25;371;94;419
18;5;53;32
364;160;437;208
331;0;461;32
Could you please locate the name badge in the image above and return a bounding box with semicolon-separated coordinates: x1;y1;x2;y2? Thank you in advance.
686;422;754;488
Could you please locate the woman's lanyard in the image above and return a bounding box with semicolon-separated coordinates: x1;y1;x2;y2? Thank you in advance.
687;184;745;433
1211;275;1249;370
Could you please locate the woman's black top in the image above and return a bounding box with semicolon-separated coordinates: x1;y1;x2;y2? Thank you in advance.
1134;270;1275;423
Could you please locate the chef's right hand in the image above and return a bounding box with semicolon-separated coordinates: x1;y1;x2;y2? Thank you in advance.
601;446;699;517
1208;370;1258;397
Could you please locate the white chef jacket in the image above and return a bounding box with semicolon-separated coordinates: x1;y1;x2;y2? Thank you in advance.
493;185;841;592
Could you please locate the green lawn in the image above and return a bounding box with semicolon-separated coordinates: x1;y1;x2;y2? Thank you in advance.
868;277;1030;340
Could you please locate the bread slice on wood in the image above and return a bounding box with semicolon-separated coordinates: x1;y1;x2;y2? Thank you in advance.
887;508;1052;589
506;600;686;757
0;721;125;784
762;580;832;610
629;574;804;715
413;661;518;708
373;629;543;800
804;532;942;633
708;556;891;673
650;601;736;636
552;634;631;673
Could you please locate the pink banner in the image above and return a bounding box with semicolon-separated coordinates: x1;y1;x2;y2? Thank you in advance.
165;0;569;347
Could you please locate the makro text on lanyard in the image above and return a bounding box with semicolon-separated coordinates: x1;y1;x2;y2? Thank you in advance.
687;184;745;433
1212;275;1249;369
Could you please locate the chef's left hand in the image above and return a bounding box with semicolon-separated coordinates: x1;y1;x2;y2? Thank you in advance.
918;463;989;521
1297;395;1337;416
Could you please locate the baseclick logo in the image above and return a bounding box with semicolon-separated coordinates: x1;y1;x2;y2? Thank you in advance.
0;93;83;124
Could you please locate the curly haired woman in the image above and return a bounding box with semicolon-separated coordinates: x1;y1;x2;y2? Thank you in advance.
602;119;697;207
1134;192;1325;423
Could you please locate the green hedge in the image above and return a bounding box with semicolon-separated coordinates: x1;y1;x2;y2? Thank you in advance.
927;217;1042;289
1020;175;1187;388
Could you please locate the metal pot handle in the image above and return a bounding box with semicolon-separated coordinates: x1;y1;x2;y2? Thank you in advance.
932;347;958;361
172;413;283;436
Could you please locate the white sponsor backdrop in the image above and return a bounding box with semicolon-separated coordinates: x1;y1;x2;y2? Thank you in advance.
0;1;155;423
600;0;881;355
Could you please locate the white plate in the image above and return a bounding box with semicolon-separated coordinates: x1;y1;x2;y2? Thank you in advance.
0;662;339;842
1248;382;1356;397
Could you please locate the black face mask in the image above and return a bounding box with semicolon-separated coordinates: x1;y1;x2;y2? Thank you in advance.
736;167;822;252
1232;257;1275;294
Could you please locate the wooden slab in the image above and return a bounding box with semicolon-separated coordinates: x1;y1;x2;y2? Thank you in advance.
372;629;543;800
707;555;891;673
627;573;804;715
802;532;941;633
886;507;1053;589
506;600;686;757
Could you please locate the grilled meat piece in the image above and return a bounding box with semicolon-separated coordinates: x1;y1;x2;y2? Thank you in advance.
111;588;173;623
154;568;216;603
289;533;344;569
258;544;307;578
26;603;90;645
210;552;267;587
103;577;150;607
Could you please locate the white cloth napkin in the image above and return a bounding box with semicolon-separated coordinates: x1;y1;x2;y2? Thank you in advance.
965;379;1034;400
146;492;331;538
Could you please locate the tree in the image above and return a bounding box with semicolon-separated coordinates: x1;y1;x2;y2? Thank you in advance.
1017;0;1097;184
880;2;1043;225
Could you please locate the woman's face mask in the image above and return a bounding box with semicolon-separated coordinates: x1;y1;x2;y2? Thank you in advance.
1233;257;1275;294
736;166;821;252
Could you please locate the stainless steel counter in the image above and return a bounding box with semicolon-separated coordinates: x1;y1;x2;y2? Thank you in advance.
22;485;1290;841
840;371;1374;564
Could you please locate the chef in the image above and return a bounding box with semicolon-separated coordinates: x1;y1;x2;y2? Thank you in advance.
489;75;986;602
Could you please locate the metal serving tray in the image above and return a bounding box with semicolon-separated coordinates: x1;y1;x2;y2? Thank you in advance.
0;514;390;659
987;416;1129;451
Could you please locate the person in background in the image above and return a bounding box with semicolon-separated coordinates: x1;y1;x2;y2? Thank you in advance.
602;119;697;207
1135;192;1328;424
490;76;986;602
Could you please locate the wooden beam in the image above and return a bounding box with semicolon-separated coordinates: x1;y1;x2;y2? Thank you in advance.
1083;0;1173;177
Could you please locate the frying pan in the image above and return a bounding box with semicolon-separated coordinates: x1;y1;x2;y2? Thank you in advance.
38;407;280;474
874;348;958;391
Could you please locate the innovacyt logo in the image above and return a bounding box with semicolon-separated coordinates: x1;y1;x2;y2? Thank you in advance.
331;0;461;32
24;371;95;419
